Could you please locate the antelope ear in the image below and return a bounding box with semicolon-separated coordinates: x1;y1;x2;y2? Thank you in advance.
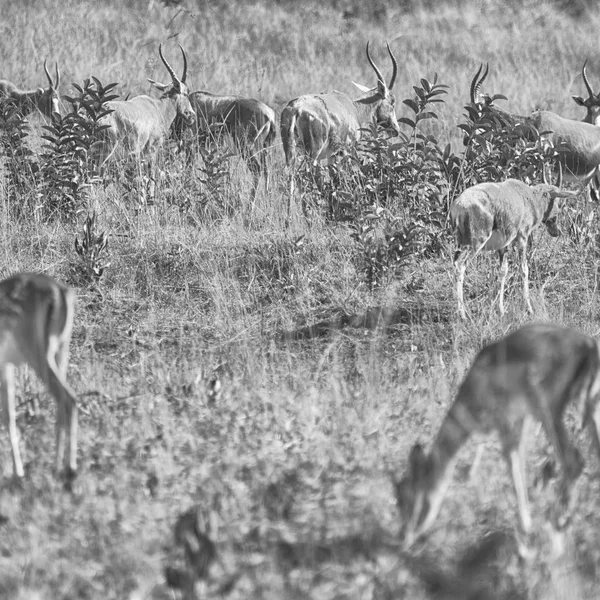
550;190;579;200
351;81;372;94
572;95;586;106
148;78;169;92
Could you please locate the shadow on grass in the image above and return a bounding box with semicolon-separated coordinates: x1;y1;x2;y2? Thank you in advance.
281;303;452;341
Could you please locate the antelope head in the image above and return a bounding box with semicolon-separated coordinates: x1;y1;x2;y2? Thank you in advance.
41;59;61;116
148;44;196;126
573;60;600;126
353;41;400;135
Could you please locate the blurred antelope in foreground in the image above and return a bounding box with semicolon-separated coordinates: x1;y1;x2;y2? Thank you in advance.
0;60;60;118
173;91;276;201
470;64;600;199
97;44;195;166
449;168;577;320
572;60;600;125
0;273;78;480
395;323;600;549
280;41;400;217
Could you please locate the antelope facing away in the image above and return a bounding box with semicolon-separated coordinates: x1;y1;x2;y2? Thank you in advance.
449;171;577;320
172;91;276;201
0;273;78;480
470;64;600;198
280;41;400;215
97;44;195;167
394;323;600;549
572;60;600;125
0;60;60;118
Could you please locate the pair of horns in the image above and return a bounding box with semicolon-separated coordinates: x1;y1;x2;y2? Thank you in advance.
43;59;60;89
366;41;398;90
470;62;489;104
159;43;187;84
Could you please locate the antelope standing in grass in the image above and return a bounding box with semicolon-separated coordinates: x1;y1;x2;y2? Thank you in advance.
449;169;577;320
280;41;400;216
172;91;276;201
572;60;600;125
0;273;78;481
395;323;600;549
470;64;600;198
98;44;195;166
0;60;60;118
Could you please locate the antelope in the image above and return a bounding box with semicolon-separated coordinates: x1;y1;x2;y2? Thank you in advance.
470;64;600;197
572;60;600;125
280;41;400;215
172;91;276;201
394;323;600;549
97;44;195;166
450;169;577;320
0;60;60;118
0;273;78;480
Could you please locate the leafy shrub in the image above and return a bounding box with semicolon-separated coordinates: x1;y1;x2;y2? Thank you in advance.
317;75;452;287
38;78;117;218
457;99;558;191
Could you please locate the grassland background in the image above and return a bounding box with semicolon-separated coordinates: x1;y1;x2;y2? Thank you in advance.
1;0;600;598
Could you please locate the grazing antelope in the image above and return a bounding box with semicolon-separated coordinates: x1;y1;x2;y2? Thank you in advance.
0;273;78;480
280;41;400;214
572;60;600;125
470;64;600;197
172;91;276;201
97;44;195;166
450;170;577;320
395;323;600;549
0;60;60;118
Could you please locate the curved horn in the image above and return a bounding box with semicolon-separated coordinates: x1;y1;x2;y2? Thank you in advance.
582;59;595;98
366;41;385;87
43;59;53;87
159;43;179;83
179;44;188;83
55;62;60;89
387;41;398;90
470;63;489;104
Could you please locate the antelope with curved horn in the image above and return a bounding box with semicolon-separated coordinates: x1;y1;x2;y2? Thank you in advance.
469;63;600;198
97;43;195;166
0;60;61;118
573;60;600;126
172;91;276;201
280;41;400;217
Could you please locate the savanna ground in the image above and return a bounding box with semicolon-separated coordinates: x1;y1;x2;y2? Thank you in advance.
1;0;600;598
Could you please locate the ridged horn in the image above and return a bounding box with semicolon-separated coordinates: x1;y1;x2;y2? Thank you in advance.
179;44;187;84
366;41;386;88
582;59;595;98
387;42;398;89
470;63;489;104
44;59;53;88
159;43;179;83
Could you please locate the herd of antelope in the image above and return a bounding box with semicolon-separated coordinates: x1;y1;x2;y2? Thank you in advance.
3;41;600;553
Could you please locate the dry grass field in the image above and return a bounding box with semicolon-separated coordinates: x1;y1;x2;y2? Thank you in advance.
2;0;600;598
